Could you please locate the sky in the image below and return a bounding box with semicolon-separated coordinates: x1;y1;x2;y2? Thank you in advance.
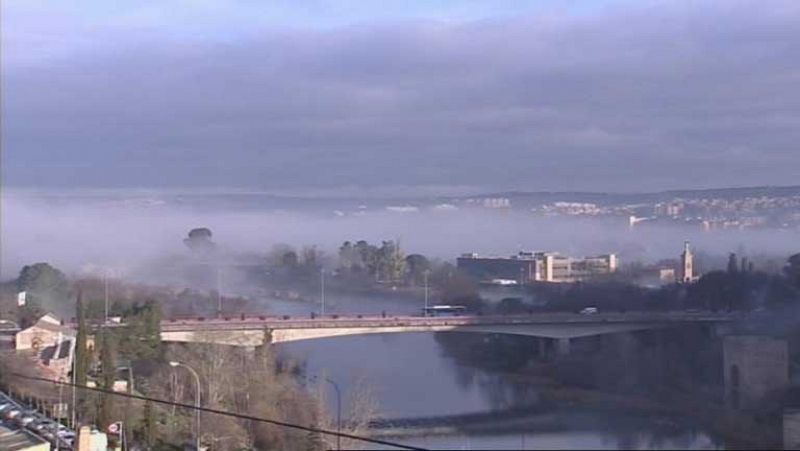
2;0;799;195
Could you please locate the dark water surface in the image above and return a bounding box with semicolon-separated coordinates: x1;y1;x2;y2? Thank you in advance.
278;330;722;450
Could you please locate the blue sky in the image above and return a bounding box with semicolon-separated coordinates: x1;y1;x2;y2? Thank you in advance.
3;0;799;194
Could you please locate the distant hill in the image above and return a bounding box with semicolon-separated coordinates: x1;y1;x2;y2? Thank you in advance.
453;185;800;207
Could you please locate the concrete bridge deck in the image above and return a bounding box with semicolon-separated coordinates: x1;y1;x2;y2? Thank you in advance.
157;311;738;346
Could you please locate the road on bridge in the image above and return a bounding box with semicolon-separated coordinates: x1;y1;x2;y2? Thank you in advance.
157;311;739;333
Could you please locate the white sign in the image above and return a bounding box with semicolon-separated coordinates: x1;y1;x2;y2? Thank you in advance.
17;291;27;307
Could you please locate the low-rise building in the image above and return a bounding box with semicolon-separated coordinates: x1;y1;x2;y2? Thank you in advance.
457;251;617;283
15;313;75;352
76;426;108;451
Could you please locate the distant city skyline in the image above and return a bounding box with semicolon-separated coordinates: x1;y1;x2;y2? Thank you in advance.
3;0;799;193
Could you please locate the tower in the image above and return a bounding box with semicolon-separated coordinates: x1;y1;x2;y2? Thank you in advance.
679;241;694;283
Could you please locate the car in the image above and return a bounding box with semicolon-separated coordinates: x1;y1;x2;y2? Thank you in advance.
579;307;599;315
40;430;56;442
4;408;22;420
29;419;56;432
57;430;76;440
34;420;58;431
16;413;38;426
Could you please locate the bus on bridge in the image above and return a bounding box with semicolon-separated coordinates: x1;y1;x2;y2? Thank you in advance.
422;305;467;317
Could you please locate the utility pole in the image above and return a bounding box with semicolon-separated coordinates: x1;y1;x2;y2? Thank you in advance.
71;343;76;429
104;269;109;323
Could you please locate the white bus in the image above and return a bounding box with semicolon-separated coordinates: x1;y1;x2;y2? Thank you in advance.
422;305;467;317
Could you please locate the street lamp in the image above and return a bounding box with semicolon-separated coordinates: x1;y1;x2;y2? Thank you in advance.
312;375;341;451
216;267;223;318
170;361;201;450
423;269;431;312
320;269;326;316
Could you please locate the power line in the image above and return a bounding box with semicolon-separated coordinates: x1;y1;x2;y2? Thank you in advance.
9;372;426;450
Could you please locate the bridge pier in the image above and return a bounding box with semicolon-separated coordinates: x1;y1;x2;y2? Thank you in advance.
556;338;571;356
714;323;734;337
537;337;548;358
537;337;570;359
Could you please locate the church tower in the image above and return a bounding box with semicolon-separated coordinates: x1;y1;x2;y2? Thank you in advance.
679;240;694;283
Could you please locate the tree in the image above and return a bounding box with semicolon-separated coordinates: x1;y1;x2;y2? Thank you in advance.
97;329;116;429
16;263;70;318
119;301;163;361
142;300;163;359
338;241;357;273
377;241;405;283
142;399;157;449
727;253;739;274
440;272;482;308
282;250;299;268
299;246;325;278
405;254;430;285
75;293;89;386
267;244;299;269
74;291;90;424
355;241;380;279
184;228;216;254
787;253;800;288
687;270;749;311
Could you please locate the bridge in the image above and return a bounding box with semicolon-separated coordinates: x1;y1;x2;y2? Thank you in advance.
158;311;738;352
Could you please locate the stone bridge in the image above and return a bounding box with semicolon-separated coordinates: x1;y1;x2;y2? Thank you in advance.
158;312;738;351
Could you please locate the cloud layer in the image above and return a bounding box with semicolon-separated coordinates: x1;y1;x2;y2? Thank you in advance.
3;0;799;192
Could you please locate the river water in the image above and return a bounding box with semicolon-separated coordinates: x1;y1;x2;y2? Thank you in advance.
262;293;723;450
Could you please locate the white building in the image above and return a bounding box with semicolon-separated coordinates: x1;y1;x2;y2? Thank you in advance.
679;241;697;283
458;251;618;283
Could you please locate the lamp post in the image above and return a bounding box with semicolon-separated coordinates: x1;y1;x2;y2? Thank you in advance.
423;269;430;312
320;269;326;316
216;267;223;318
170;361;201;450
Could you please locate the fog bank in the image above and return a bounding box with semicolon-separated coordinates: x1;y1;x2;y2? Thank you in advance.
2;193;797;280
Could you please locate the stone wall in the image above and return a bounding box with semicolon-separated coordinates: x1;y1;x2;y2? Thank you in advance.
783;409;800;450
723;335;788;410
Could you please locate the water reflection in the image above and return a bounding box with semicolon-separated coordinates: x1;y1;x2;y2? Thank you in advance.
278;332;723;450
380;430;721;450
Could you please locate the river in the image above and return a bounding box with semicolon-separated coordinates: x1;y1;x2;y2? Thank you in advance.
260;293;724;450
